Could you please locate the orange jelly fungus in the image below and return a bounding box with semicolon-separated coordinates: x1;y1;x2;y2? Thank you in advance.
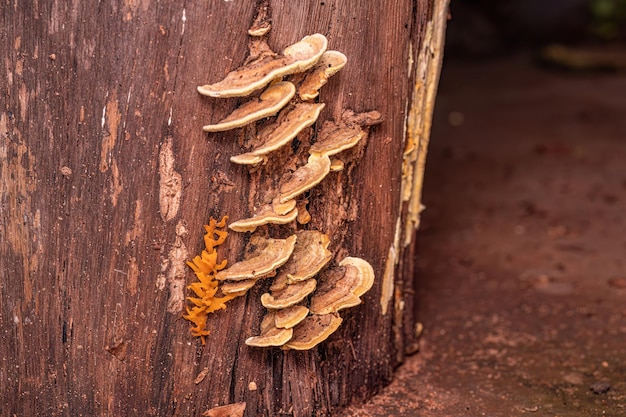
183;216;241;344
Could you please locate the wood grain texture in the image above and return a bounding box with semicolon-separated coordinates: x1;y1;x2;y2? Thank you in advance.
0;1;445;415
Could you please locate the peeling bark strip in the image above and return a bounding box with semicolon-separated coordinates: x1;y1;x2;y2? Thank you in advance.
159;137;182;222
0;1;448;416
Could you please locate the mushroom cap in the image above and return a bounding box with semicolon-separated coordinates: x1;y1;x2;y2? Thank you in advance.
284;230;332;284
230;103;325;165
278;153;331;203
260;278;317;309
274;305;310;329
282;313;343;350
229;153;265;166
203;82;296;132
215;235;297;281
245;325;293;347
329;158;344;172
309;125;366;157
245;311;294;347
272;198;297;216
298;50;348;101
340;256;375;298
309;257;375;315
198;34;327;98
229;204;298;233
220;278;258;295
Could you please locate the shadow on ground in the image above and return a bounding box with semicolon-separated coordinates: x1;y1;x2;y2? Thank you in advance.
342;55;626;416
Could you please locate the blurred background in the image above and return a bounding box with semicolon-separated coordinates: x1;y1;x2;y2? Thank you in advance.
345;1;626;415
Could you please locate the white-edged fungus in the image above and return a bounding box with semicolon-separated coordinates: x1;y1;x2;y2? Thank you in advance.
215;235;297;281
296;200;311;224
282;313;343;350
198;34;328;98
329;158;344;172
298;51;347;101
340;256;375;298
245;312;294;347
274;305;310;329
278;153;331;203
309;256;375;315
272;198;297;216
260;278;317;309
230;103;325;165
285;230;332;284
309;110;384;156
229;203;298;233
203;82;296;132
221;279;258;295
309;125;366;157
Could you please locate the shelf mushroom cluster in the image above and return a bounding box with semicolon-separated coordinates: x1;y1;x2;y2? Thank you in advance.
197;30;381;349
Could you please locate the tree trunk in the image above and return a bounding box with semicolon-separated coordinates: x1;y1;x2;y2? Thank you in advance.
0;1;448;416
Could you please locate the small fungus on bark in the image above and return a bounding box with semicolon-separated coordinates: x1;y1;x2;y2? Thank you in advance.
203;81;296;132
245;311;294;347
229;203;298;233
283;230;332;284
298;50;347;101
230;102;325;165
278;153;332;203
260;278;317;309
274;305;310;329
282;313;343;350
197;34;327;98
309;257;375;315
215;234;296;281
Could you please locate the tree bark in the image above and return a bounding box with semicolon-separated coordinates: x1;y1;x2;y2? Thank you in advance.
0;1;448;416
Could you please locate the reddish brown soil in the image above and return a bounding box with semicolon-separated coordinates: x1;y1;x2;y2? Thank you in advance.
343;55;626;416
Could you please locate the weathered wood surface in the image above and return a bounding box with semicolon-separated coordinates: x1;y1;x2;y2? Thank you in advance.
0;1;447;415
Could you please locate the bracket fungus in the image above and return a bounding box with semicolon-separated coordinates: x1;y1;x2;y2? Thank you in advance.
283;230;332;284
230;102;325;165
245;312;294;347
215;234;296;281
203;81;296;132
197;34;327;98
298;50;347;101
260;278;317;309
282;313;343;351
274;305;310;329
278;153;332;203
309;256;375;315
191;25;382;350
228;202;298;233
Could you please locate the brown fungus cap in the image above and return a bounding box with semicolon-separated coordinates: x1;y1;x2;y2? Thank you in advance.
309;125;366;157
298;51;347;101
197;34;327;98
221;278;258;296
309;256;375;315
340;256;375;298
230;103;325;165
245;325;293;348
215;235;297;281
267;230;330;292
245;311;294;347
309;110;384;156
229;203;298;233
203;81;296;132
282;313;343;350
260;278;317;309
284;230;332;284
274;305;310;329
278;153;331;203
272;198;297;216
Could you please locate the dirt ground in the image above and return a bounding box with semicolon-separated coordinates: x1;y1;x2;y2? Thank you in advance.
342;54;626;416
